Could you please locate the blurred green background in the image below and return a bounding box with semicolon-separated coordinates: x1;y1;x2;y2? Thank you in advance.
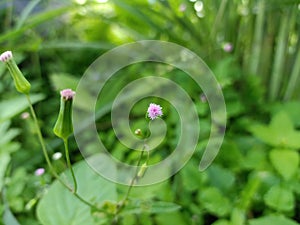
0;0;300;224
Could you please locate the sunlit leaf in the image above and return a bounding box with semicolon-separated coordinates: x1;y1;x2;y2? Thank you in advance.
264;185;294;212
269;149;299;180
37;158;117;225
249;215;300;225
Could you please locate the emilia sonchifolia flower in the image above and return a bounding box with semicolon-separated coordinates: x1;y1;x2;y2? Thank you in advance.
0;51;31;94
53;89;76;140
147;103;163;120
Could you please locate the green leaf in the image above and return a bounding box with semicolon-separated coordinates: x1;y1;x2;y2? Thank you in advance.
212;220;231;225
3;206;21;225
249;215;300;225
269;149;299;180
250;111;300;148
198;187;232;217
270;101;300;127
0;153;10;191
37;158;117;225
264;185;294;212
2;189;21;225
206;164;235;191
0;94;45;123
121;199;181;215
155;212;188;225
50;73;79;91
180;159;207;192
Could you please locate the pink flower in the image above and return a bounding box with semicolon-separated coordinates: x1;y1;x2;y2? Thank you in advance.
223;42;233;52
0;51;12;62
34;168;45;176
147;103;163;120
60;89;76;100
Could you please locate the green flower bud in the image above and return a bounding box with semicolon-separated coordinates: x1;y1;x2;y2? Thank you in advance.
53;89;75;140
0;51;31;94
137;162;148;178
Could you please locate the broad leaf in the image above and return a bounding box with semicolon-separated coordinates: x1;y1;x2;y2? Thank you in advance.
198;187;232;217
0;94;45;123
37;158;117;225
250;111;300;149
249;215;300;225
122;199;181;215
269;149;299;180
0;154;11;191
264;185;294;212
212;220;231;225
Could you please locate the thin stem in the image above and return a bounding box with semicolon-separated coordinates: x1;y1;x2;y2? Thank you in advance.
63;138;78;193
26;94;71;191
269;8;292;101
210;0;228;40
249;0;265;75
113;143;147;224
26;94;102;211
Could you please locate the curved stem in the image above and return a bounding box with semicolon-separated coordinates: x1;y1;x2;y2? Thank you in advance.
113;143;147;224
63;138;78;193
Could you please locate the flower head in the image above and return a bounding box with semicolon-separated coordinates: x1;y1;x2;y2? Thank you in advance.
0;50;31;94
34;168;45;176
52;152;62;160
147;103;163;120
0;51;12;62
223;42;233;52
53;89;76;139
60;89;76;100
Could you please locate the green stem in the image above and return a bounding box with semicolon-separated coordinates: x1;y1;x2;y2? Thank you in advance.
26;94;71;191
249;0;265;75
269;9;292;101
210;0;228;40
283;9;300;100
63;138;78;193
26;94;103;211
113;144;147;224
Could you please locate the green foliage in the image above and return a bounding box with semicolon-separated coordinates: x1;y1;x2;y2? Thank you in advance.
37;158;117;225
0;0;300;224
264;185;294;212
250;111;300;148
249;215;300;225
269;149;299;180
198;187;232;217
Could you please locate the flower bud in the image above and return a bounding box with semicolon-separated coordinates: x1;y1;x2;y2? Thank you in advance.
0;51;31;94
137;162;148;178
53;89;76;140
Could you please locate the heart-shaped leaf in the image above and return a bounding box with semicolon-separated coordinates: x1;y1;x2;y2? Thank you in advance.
269;149;299;180
37;158;117;225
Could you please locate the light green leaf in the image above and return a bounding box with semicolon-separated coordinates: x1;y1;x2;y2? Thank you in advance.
249;215;300;225
198;187;232;217
122;200;181;215
0;153;11;191
212;220;231;225
269;149;299;180
206;164;235;191
155;212;188;225
50;73;79;91
250;111;300;149
0;94;45;123
3;206;21;225
37;158;117;225
264;185;294;212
